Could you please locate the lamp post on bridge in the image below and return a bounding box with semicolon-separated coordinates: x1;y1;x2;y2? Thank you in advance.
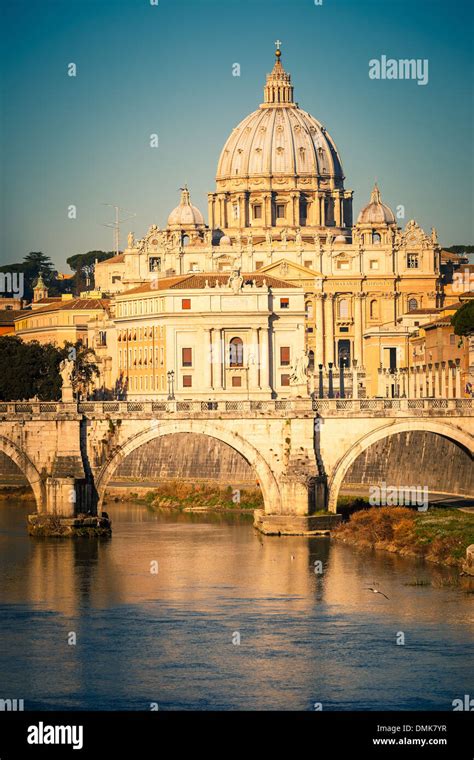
328;363;334;399
167;370;175;400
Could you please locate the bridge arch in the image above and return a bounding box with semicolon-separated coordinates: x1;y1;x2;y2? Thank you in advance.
328;420;474;513
0;435;46;511
95;419;282;515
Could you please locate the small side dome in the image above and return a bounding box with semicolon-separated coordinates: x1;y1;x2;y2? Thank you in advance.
167;186;205;228
219;235;232;246
334;234;347;243
357;183;395;225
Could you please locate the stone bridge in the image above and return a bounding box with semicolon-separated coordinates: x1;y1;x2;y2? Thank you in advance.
0;398;472;530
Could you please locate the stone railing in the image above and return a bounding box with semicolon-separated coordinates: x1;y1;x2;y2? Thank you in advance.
0;398;472;418
313;398;474;414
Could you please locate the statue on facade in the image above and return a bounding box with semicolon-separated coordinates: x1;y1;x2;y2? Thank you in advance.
265;229;272;247
205;229;213;247
290;351;309;385
227;268;244;293
281;228;288;245
127;231;135;249
295;228;302;247
431;227;438;244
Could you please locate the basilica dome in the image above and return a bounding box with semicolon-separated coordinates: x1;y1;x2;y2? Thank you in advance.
167;186;205;228
357;184;395;225
216;50;344;186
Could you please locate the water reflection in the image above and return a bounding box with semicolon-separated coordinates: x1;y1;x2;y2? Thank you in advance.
0;500;472;710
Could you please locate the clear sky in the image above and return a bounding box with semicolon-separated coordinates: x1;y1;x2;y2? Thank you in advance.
1;0;473;272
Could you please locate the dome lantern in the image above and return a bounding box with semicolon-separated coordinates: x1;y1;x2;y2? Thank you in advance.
263;45;294;106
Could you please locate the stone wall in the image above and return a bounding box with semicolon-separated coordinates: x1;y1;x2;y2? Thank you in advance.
344;431;474;496
113;433;256;485
0;452;27;483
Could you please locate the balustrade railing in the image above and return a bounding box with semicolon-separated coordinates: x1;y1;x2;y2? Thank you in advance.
0;398;472;416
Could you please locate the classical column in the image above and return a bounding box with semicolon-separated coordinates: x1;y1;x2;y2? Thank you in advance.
455;359;461;398
447;361;454;398
207;194;215;230
248;328;260;392
259;327;273;390
315;293;325;367
324;294;335;366
427;364;433;397
440;362;447;398
290;192;299;226
211;329;224;391
354;292;364;366
433;363;440;398
334;192;341;227
320;195;326;227
310;193;320;226
262;193;271;228
202;328;212;390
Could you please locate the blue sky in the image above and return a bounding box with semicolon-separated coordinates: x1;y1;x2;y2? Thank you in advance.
1;0;473;271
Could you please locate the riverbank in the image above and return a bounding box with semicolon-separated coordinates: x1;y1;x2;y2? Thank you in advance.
105;480;264;513
332;506;474;569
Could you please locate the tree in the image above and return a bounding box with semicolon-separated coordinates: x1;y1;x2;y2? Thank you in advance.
451;301;474;337
0;337;63;401
61;342;100;399
0;251;56;301
66;251;115;293
444;245;474;255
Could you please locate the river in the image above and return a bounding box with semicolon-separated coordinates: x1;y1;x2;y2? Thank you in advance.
0;499;472;711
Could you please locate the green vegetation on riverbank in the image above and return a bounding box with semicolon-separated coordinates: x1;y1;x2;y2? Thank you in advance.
333;506;474;567
139;480;264;512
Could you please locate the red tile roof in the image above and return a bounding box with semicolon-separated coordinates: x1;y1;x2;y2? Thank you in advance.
14;299;110;320
97;254;125;264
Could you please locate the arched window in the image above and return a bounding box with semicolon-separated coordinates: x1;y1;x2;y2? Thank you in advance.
338;298;349;319
307;350;315;371
229;337;244;367
372;231;381;244
182;235;190;247
370;299;378;319
408;298;418;312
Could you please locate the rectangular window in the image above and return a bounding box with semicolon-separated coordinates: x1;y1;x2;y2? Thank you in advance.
232;376;242;387
255;261;264;270
281;374;290;387
182;298;191;309
449;334;456;345
280;346;290;366
407;254;419;269
253;205;262;219
182;347;192;367
280;297;289;309
370;260;379;270
276;204;285;219
336;260;350;270
304;260;312;269
182;375;192;388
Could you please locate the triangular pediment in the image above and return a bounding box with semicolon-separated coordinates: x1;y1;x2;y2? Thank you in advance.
259;259;323;280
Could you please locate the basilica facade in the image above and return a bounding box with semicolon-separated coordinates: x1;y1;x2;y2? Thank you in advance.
94;48;444;398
